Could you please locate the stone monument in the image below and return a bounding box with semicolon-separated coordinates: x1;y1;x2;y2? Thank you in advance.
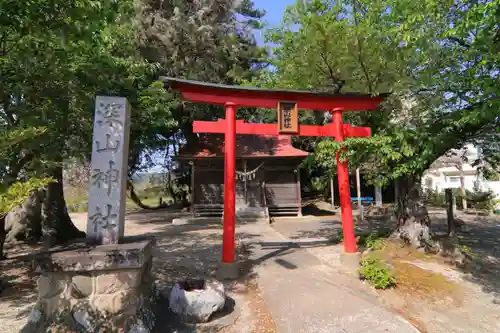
87;96;130;244
22;97;157;333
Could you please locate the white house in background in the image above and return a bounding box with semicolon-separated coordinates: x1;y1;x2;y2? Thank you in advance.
421;144;500;199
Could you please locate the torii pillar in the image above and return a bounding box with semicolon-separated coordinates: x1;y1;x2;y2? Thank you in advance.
222;103;237;264
332;109;357;253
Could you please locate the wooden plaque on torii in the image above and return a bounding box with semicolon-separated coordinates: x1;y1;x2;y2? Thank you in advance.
277;101;299;134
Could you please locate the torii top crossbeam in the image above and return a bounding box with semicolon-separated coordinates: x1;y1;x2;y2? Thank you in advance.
161;77;388;111
163;77;388;275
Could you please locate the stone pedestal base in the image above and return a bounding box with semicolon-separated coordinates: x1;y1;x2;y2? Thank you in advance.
216;262;240;280
340;251;362;276
21;239;157;333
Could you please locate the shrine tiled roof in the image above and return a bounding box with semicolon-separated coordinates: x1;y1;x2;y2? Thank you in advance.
177;134;309;159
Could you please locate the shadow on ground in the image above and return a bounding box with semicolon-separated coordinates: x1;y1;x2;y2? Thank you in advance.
1;211;286;332
271;208;500;303
125;208;188;224
429;211;500;301
301;204;336;216
0;242;41;322
271;213;393;240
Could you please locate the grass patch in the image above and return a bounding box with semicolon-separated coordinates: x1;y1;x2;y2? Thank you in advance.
66;196;169;213
376;240;435;262
358;256;396;289
368;239;465;305
329;229;392;248
358;229;391;250
391;260;464;305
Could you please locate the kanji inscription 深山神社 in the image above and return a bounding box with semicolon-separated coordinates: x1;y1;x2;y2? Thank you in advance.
87;96;131;244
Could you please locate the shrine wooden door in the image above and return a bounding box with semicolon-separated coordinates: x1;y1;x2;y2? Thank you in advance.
235;160;263;207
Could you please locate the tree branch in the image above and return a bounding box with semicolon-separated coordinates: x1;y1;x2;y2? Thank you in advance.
318;51;345;93
5;151;34;187
127;180;168;210
424;98;498;170
352;0;373;94
447;37;471;48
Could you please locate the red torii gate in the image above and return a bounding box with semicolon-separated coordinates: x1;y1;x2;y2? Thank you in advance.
163;77;387;271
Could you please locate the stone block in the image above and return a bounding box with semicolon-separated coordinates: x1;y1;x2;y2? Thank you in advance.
340;251;362;276
90;291;142;315
95;271;141;294
27;239;156;332
43;295;72;316
73;308;94;331
71;275;92;298
169;280;226;323
128;319;150;333
33;239;154;273
38;274;68;299
19;308;45;333
216;262;240;280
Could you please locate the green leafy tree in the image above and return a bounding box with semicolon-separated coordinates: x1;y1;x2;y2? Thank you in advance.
0;0;176;250
265;0;500;246
135;0;268;201
137;0;268;138
0;127;52;258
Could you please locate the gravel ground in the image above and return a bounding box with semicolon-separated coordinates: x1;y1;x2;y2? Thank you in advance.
3;207;500;333
270;209;500;333
0;210;277;333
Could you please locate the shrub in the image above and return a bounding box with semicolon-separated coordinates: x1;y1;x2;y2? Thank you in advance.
358;257;396;289
463;190;495;211
423;189;447;207
364;233;385;250
423;188;496;211
358;230;391;249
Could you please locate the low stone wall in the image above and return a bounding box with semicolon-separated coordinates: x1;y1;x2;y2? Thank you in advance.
22;239;157;333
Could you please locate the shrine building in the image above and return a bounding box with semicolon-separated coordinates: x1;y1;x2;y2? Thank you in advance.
176;133;308;218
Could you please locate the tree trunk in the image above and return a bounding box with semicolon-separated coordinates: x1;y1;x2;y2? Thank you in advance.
330;177;335;207
445;188;456;236
375;185;383;207
0;214;5;259
2;165;85;255
5;191;43;243
393;177;432;248
128;180;167;210
356;168;363;221
458;162;467;210
40;165;85;247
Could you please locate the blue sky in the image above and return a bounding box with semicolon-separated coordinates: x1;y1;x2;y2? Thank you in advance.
252;0;296;44
253;0;295;25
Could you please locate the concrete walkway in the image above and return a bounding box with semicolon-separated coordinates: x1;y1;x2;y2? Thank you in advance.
241;224;420;333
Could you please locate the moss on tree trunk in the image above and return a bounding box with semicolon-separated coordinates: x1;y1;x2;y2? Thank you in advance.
2;165;85;257
5;191;43;243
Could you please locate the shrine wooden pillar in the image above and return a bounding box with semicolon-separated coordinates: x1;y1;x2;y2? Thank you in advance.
223;102;237;263
190;161;195;216
332;109;357;253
